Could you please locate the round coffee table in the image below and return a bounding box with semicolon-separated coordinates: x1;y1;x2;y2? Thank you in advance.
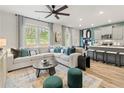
33;60;58;77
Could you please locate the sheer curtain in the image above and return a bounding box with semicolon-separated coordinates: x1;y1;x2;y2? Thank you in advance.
17;15;24;48
71;28;80;46
62;26;72;47
17;15;51;48
48;23;53;46
62;25;80;47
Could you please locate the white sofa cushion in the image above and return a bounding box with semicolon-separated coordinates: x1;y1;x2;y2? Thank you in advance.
30;50;37;56
53;53;62;58
30;53;54;61
28;48;40;55
30;54;43;61
55;57;69;67
14;56;31;64
41;53;54;58
60;54;69;62
49;48;54;53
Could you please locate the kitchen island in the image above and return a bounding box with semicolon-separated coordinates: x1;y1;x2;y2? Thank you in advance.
89;46;124;52
87;46;124;66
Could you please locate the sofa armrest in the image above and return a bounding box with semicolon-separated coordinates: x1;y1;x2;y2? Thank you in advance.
69;53;81;67
7;53;14;65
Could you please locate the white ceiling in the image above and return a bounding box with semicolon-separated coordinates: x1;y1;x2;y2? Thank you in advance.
0;5;124;29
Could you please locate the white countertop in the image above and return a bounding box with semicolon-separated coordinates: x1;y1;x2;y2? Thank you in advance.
89;46;124;49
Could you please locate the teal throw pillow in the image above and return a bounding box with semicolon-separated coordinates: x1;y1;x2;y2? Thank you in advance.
63;48;70;55
20;48;29;57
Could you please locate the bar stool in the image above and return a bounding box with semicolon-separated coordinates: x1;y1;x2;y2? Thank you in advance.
118;52;124;67
87;49;95;60
95;50;105;63
106;51;117;65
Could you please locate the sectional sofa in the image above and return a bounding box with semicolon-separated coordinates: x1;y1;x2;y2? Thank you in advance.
7;47;84;71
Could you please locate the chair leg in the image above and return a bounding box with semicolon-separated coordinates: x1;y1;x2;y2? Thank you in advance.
103;53;105;63
120;56;121;66
96;52;98;61
93;51;94;60
115;55;117;66
119;55;121;67
106;53;108;64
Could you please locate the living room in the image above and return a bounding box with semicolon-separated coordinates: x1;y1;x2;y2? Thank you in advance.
0;5;83;88
0;2;124;92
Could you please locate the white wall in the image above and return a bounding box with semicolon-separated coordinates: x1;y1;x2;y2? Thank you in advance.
0;10;18;48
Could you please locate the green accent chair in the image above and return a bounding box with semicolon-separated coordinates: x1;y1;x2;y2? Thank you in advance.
68;68;82;88
43;76;63;88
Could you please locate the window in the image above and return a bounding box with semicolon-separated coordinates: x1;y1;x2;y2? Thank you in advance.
24;24;49;48
24;25;37;47
39;27;49;47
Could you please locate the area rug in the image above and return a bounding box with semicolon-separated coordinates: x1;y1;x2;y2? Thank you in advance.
32;70;102;88
6;64;102;88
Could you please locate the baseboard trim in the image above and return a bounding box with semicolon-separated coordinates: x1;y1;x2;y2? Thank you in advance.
57;62;71;68
8;66;32;72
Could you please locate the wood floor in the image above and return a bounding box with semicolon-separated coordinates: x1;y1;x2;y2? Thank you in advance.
86;60;124;88
6;60;124;88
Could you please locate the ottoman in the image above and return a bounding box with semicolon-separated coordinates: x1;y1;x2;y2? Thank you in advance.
68;68;82;88
43;76;63;88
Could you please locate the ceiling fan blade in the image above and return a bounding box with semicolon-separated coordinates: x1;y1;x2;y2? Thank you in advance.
55;12;70;16
55;15;59;19
45;13;52;18
35;11;51;13
55;5;68;13
46;5;53;12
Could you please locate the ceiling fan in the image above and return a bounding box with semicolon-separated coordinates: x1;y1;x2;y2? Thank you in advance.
35;5;70;19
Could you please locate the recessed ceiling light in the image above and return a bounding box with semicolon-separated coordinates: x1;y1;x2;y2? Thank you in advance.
108;19;112;23
91;24;94;27
80;18;82;21
99;11;104;15
79;24;82;27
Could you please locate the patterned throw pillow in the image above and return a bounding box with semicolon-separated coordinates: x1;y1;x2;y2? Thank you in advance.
29;49;37;56
34;48;40;54
63;48;70;55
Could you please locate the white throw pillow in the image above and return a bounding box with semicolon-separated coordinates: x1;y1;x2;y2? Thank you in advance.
61;49;64;53
50;48;54;53
30;50;37;56
35;48;40;54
